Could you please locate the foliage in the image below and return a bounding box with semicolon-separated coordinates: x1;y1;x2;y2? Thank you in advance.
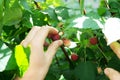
0;0;120;80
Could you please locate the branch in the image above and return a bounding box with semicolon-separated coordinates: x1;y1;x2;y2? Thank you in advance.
60;46;74;68
104;0;110;9
34;1;41;9
79;0;86;15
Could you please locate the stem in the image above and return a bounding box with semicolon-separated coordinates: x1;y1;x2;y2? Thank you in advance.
11;73;17;80
104;0;110;9
96;45;109;62
51;39;74;68
60;46;74;68
34;1;41;9
79;0;85;15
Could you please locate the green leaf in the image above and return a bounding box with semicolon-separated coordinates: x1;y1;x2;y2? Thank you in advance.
97;7;107;16
55;7;69;20
83;18;100;30
63;69;76;80
15;45;30;77
74;61;97;80
4;0;10;9
0;0;4;19
3;0;22;26
108;55;120;72
86;11;101;19
34;0;45;2
109;0;120;9
0;23;3;33
5;53;18;71
0;0;4;33
0;40;12;72
46;0;64;7
43;7;59;21
32;10;48;26
86;47;96;60
45;64;61;80
0;70;17;80
19;0;32;12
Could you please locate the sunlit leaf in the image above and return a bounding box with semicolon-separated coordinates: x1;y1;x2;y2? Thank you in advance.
46;0;64;7
34;0;45;2
15;45;29;76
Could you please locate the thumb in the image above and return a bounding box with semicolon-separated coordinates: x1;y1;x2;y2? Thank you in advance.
104;68;120;80
46;40;63;61
110;42;120;59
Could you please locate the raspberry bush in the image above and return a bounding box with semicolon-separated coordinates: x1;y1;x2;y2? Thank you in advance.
0;0;120;80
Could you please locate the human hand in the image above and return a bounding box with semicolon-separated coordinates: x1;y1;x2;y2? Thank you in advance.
20;26;63;80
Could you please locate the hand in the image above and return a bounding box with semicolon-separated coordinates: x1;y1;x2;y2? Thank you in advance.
104;41;120;80
19;26;63;80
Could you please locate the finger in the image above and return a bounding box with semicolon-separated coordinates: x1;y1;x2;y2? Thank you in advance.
21;26;41;47
104;68;120;80
30;26;58;48
110;41;120;59
45;40;63;62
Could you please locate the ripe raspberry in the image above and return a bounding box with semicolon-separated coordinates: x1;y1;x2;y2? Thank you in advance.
71;53;79;61
89;37;98;45
51;33;60;41
62;38;71;47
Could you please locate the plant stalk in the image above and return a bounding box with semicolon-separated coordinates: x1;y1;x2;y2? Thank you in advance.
79;0;85;15
34;1;41;9
60;46;74;68
97;45;109;62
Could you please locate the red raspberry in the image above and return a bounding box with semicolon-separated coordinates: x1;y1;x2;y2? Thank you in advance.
89;37;98;45
51;34;60;41
71;53;79;61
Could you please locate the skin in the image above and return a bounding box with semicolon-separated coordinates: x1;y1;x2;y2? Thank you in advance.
104;41;120;80
19;26;63;80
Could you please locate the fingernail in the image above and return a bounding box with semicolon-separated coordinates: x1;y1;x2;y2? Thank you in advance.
104;68;110;75
59;40;63;45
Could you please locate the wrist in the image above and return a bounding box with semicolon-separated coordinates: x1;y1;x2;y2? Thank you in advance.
21;66;48;80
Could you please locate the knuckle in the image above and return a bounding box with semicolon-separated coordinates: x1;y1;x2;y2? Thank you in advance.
52;41;59;48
